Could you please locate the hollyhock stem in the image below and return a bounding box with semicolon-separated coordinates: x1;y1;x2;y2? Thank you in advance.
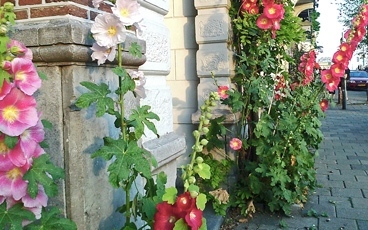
117;43;131;224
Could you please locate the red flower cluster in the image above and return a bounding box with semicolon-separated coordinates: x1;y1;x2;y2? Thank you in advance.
319;99;329;112
321;4;368;91
273;74;287;100
240;0;259;15
154;192;203;230
256;0;285;38
298;50;319;86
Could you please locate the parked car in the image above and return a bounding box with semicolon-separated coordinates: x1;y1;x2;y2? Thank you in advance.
347;70;368;90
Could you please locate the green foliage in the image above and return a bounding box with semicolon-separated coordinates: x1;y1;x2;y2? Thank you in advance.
226;0;325;217
0;203;35;230
4;135;17;149
196;193;207;211
128;105;160;140
75;82;115;117
129;42;142;58
24;207;77;230
92;137;156;187
162;187;178;205
23;154;65;199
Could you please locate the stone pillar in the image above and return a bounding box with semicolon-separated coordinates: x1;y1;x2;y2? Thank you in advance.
11;0;185;229
192;0;238;126
138;0;186;187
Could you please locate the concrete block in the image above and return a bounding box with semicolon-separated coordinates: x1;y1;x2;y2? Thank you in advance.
336;207;368;220
194;0;231;9
174;0;197;17
319;218;358;230
331;188;364;198
195;12;231;43
164;17;198;50
169;80;198;109
175;49;198;81
196;43;235;77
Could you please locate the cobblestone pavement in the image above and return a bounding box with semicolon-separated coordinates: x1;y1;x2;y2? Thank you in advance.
233;90;368;230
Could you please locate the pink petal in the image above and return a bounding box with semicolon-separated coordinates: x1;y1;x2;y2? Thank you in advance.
11;58;41;95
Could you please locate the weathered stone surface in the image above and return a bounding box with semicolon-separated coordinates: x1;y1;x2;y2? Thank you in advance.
195;11;231;44
196;43;235;77
194;0;231;9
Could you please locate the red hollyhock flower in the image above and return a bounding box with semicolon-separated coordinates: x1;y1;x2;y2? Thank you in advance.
218;86;229;100
262;0;275;7
256;14;272;30
154;202;178;230
319;99;328;112
264;4;283;19
174;192;195;218
185;207;203;230
248;5;259;14
330;63;345;78
230;138;242;150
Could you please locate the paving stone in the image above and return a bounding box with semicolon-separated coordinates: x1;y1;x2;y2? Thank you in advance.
319;218;358;230
350;197;368;208
340;169;367;176
357;220;368;230
329;174;357;181
313;187;331;196
356;175;368;183
362;189;368;198
327;163;353;170
347;156;368;160
345;181;368;189
351;164;368;170
336;207;368;220
318;180;345;188
331;188;364;198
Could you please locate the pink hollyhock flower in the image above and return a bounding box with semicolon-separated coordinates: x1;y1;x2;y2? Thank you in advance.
91;14;127;48
0;80;13;100
332;51;348;65
92;0;104;8
127;70;146;98
185;207;203;230
319;99;328;112
7;40;28;58
22;185;48;210
262;0;275;7
0;87;38;136
154;202;178;230
0;135;30;171
20;118;45;158
230;138;242;151
11;57;41;95
256;14;273;30
248;5;259;15
91;43;117;65
0;165;28;200
0;195;4;204
218;86;229;100
112;0;143;26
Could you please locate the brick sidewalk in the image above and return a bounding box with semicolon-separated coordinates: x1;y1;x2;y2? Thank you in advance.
231;91;368;230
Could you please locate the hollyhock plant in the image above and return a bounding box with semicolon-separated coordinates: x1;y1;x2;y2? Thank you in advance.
0;79;13;100
0;165;29;200
230;138;242;150
11;57;42;95
91;13;127;48
319;99;328;112
0;87;38;136
185;208;203;230
91;43;117;66
218;85;229;99
153;202;178;230
112;0;143;26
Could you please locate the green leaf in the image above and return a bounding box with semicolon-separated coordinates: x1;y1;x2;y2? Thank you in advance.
4;11;16;24
173;218;189;230
129;42;142;58
122;222;137;230
0;203;35;230
128;105;160;139
0;36;10;53
162;187;178;204
156;172;168;201
199;218;207;230
196;193;207;211
93;138;155;187
197;163;211;179
23;154;65;198
24;207;77;230
41;119;53;129
120;71;136;95
75;82;114;117
141;198;157;220
37;71;48;80
0;70;11;88
4;135;18;149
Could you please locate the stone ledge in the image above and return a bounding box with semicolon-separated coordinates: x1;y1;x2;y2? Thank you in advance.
191;109;241;124
143;132;186;167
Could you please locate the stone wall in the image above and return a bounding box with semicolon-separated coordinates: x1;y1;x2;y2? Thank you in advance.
10;0;185;229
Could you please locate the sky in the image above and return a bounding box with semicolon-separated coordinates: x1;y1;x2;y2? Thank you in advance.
316;0;361;69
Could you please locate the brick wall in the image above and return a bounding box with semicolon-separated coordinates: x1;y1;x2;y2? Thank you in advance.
5;0;112;21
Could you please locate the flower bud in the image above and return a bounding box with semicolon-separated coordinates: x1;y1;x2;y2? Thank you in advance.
1;61;11;71
4;2;14;11
196;157;204;164
202;127;209;134
205;113;212;119
199;115;206;121
188;176;196;184
193;130;200;138
200;139;208;146
0;25;7;36
203;119;210;125
190;190;199;198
